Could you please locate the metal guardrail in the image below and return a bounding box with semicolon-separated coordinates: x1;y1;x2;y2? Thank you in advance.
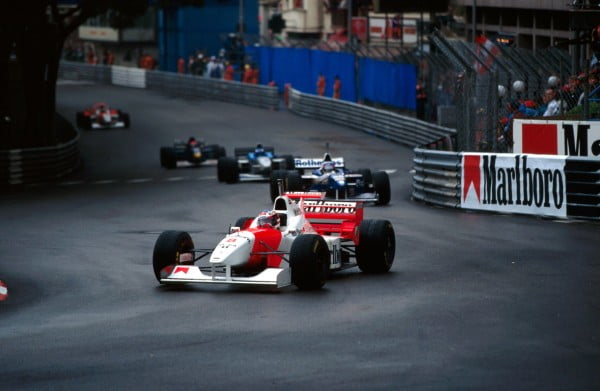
412;148;461;208
411;148;600;221
145;71;279;110
0;134;80;186
287;88;456;148
565;158;600;220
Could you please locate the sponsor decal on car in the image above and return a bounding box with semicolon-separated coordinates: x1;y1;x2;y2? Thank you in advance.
303;200;357;214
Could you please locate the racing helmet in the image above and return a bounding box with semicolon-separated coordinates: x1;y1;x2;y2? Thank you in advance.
257;210;280;228
321;161;335;173
255;143;265;154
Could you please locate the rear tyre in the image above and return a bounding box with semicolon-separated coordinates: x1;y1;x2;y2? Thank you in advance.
356;168;373;186
356;220;395;273
285;170;303;191
152;230;194;283
290;234;330;290
122;113;131;128
280;154;295;170
373;171;391;205
160;147;177;169
217;157;239;183
234;216;254;230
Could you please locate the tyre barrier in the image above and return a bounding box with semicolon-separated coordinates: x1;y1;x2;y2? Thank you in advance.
412;147;600;221
0;134;80;186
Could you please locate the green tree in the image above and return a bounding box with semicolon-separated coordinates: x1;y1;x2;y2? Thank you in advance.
0;0;203;149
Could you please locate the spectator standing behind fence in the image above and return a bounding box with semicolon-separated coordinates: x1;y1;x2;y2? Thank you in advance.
224;61;235;81
333;75;341;99
542;88;560;116
177;57;185;74
251;64;259;84
243;64;253;83
317;73;326;96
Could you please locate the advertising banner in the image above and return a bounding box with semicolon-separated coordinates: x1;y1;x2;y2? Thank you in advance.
513;119;600;159
461;153;567;218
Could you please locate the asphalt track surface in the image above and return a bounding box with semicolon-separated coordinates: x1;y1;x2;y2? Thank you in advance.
0;82;598;390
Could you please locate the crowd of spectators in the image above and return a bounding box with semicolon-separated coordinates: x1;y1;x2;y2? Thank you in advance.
497;62;599;149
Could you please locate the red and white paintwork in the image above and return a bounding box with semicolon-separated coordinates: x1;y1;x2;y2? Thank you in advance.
0;280;7;301
82;102;126;129
159;193;364;288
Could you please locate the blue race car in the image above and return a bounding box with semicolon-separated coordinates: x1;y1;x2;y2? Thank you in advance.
270;153;391;205
217;144;295;184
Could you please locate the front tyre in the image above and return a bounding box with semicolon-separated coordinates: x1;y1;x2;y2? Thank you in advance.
290;234;330;290
152;230;195;283
356;220;395;273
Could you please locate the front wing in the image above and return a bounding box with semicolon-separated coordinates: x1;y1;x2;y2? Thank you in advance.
91;121;127;129
160;264;292;288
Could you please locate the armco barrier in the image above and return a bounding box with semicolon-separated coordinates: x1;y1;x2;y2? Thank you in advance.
565;158;600;220
412;148;461;208
0;134;80;186
287;88;455;148
58;62;279;110
412;148;600;221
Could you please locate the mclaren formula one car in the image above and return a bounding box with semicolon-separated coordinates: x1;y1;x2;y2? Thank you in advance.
217;144;295;183
269;153;391;205
76;102;130;130
152;191;395;290
160;137;226;169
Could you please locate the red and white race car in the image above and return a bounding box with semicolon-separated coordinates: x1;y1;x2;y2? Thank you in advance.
152;192;395;290
76;102;130;130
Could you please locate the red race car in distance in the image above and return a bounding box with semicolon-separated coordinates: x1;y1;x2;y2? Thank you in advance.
76;102;130;130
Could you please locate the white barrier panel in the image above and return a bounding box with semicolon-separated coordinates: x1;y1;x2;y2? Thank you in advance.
513;119;600;159
461;153;567;218
111;66;146;88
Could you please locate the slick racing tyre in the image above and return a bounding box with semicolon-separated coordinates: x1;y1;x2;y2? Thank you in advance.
373;171;391;205
356;168;373;186
160;147;177;169
217;157;239;183
290;234;330;290
152;230;195;283
122;113;131;128
280;155;295;170
234;216;254;230
356;220;395;273
285;170;303;191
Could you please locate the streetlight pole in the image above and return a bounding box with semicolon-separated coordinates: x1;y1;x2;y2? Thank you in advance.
239;0;244;37
472;0;477;42
347;0;352;47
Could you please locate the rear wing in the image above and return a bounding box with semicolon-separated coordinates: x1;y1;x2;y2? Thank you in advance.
301;199;363;239
294;157;344;170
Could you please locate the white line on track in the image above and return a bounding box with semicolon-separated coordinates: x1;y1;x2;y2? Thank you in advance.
92;179;117;185
166;177;186;181
127;178;153;184
59;181;85;186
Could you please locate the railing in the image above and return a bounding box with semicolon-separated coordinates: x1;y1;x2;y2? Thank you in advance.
411;148;600;221
287;87;456;148
0;134;80;186
412;148;461;208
